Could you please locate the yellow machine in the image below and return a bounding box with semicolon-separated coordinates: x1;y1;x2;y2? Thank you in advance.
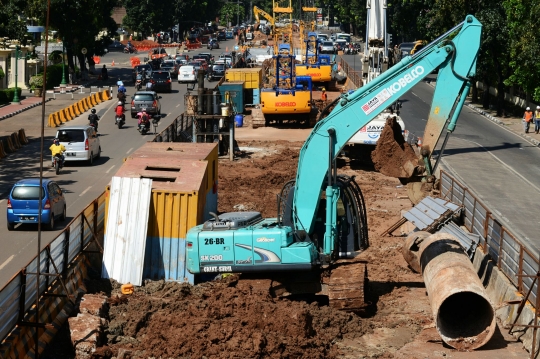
261;51;313;125
253;6;275;34
295;31;333;84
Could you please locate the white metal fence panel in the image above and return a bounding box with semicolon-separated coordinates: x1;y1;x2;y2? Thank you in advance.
102;177;153;286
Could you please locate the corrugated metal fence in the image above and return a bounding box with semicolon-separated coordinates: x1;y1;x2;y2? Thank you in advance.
439;170;539;305
152;113;192;143
0;192;106;343
340;58;363;88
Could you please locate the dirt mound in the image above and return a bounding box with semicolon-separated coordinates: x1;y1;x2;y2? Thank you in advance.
102;277;368;358
371;116;419;178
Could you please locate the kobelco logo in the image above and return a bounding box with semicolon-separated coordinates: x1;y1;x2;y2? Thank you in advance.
307;73;321;76
276;102;296;107
386;65;425;95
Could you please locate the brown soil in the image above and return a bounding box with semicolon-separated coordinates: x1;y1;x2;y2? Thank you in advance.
43;141;521;359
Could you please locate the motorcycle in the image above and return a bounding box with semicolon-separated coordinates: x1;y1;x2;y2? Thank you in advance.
138;120;150;135
123;46;138;54
52;154;64;175
115;114;125;129
135;79;142;91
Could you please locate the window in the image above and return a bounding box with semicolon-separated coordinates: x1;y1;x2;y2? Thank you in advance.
134;94;155;101
58;130;85;143
152;72;170;80
12;186;44;200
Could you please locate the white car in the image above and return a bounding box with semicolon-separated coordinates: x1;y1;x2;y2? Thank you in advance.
178;65;196;83
319;41;335;54
56;125;101;164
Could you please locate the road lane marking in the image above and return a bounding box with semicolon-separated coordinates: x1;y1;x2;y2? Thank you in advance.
106;165;116;173
176;104;180;107
168;113;171;116
0;199;4;204
126;147;133;154
0;255;14;271
79;186;92;197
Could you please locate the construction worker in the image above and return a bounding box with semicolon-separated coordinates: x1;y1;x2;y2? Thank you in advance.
523;107;534;133
535;106;540;134
321;87;327;101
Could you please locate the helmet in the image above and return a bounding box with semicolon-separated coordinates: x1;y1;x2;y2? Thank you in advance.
53;138;59;144
526;107;531;111
537;106;540;110
118;101;123;106
321;87;326;91
91;108;96;114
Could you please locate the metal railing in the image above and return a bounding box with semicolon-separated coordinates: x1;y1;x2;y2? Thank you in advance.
340;58;363;88
439;170;539;305
152;113;192;143
0;192;106;343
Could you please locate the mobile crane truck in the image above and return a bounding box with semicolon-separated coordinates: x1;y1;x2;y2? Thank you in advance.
186;16;482;310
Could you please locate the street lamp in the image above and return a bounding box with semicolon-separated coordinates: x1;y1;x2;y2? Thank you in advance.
10;44;23;104
60;37;67;86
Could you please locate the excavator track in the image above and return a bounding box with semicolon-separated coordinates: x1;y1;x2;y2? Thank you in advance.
327;261;368;312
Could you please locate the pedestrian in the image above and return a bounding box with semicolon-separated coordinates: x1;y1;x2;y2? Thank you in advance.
535;106;540;134
101;65;108;81
523;107;534;133
321;87;327;102
68;67;74;84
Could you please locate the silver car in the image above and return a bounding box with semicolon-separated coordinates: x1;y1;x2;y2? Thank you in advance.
319;41;335;54
56;125;101;165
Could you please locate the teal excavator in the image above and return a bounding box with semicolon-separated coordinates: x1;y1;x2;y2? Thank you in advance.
186;16;483;310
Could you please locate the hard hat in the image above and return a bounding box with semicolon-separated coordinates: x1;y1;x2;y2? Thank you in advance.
322;87;326;91
537;106;540;110
526;107;531;110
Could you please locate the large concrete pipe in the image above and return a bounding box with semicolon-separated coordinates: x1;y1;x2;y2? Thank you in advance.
403;232;495;350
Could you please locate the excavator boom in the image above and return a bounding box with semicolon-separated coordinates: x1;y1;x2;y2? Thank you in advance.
293;16;482;234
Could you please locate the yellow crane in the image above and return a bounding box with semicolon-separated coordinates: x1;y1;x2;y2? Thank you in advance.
253;5;275;30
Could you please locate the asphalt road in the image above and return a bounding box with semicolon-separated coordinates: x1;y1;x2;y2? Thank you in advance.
341;52;540;255
0;40;238;288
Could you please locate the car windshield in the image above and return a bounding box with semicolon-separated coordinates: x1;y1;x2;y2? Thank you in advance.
134;94;154;101
152;72;169;79
161;64;174;69
58;129;84;143
12;186;44;200
322;42;333;46
188;62;200;67
213;65;225;70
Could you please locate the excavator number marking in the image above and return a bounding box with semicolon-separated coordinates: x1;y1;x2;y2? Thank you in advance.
204;238;225;245
434;106;440;114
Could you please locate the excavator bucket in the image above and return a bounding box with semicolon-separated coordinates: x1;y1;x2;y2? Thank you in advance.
371;116;421;179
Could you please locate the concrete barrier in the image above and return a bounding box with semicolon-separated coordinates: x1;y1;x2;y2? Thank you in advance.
0;140;6;158
18;129;28;144
68;104;76;119
10;132;21;149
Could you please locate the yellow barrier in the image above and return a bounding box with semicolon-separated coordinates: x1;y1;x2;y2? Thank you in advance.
53;112;62;126
18;129;28;144
94;93;102;104
89;94;97;107
0;140;6;158
104;89;112;100
77;99;86;113
68;105;76;120
59;109;68;123
84;96;92;110
10;132;21;149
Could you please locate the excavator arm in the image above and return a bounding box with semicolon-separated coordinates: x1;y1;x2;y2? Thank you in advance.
253;6;275;26
293;15;482;235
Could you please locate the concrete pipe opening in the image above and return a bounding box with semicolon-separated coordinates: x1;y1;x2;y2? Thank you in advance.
437;291;494;349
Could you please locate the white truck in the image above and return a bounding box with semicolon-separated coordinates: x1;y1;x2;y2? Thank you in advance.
346;108;406;160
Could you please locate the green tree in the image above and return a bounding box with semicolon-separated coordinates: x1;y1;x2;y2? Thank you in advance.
0;0;30;42
503;0;540;103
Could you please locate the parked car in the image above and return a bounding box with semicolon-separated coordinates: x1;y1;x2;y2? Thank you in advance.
56;125;100;164
130;91;162;118
7;178;66;230
149;71;172;93
160;60;178;78
217;31;227;41
178;65;197;83
319;41;335;54
208;63;226;81
207;39;220;50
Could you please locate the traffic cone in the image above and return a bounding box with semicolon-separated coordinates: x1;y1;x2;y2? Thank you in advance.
417;137;422;147
226;47;228;52
111;59;115;66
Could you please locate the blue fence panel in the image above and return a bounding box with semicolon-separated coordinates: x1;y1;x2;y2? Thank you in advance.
0;276;21;342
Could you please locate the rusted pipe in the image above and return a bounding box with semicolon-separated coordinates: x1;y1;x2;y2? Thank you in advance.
404;232;495;350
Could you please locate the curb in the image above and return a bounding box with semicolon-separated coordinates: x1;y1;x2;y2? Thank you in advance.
0;98;54;120
425;80;540;147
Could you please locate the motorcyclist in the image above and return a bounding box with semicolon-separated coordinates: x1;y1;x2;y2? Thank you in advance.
137;110;151;131
135;73;144;90
88;108;100;132
117;84;127;104
49;138;66;167
115;101;126;123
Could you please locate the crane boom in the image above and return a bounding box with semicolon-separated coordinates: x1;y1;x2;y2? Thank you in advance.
253;6;275;26
293;16;482;235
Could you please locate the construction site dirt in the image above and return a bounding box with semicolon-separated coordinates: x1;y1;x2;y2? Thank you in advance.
43;140;527;359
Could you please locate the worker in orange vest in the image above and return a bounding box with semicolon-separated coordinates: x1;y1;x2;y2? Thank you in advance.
523;107;534;133
321;87;327;101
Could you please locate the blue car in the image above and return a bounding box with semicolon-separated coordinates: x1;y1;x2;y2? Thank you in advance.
7;178;66;231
